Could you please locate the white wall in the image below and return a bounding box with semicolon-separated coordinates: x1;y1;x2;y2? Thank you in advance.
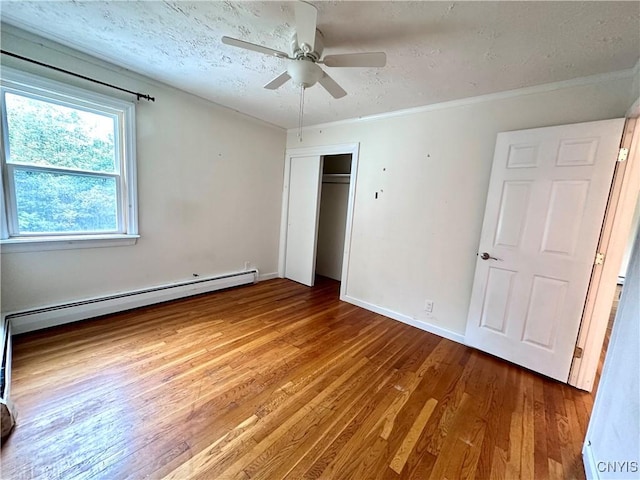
619;198;640;280
0;27;286;313
287;74;635;337
584;228;639;479
630;61;640;111
621;63;640;279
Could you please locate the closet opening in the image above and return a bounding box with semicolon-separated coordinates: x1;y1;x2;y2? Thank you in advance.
315;154;352;289
279;142;359;296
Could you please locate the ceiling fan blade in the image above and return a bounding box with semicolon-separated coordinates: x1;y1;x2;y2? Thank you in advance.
295;1;318;52
264;71;291;90
322;52;387;68
221;36;289;58
318;71;347;99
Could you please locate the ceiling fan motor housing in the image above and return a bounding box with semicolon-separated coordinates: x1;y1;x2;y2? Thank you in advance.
290;31;324;61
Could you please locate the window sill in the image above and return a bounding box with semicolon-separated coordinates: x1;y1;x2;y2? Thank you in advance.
0;234;140;253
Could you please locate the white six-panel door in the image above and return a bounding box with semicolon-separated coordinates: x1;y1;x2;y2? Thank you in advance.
283;155;323;286
465;119;625;381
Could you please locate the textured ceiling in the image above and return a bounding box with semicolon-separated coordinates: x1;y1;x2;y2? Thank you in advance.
1;1;639;129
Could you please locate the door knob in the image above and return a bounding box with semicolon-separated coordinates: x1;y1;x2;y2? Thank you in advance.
480;252;501;261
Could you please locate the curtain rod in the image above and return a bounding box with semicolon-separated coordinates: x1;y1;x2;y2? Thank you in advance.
1;50;155;102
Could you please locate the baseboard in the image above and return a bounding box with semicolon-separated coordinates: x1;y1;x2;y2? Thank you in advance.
6;269;258;335
583;442;600;480
258;272;279;281
342;295;465;345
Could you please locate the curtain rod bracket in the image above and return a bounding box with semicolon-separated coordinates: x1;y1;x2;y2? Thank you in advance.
136;93;155;102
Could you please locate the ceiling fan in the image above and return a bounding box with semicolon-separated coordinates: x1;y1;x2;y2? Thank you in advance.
221;1;387;99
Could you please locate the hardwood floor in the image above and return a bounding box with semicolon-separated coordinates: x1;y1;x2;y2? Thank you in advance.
1;277;598;479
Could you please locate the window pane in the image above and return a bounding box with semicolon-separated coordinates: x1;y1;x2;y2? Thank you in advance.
13;170;118;234
5;92;117;173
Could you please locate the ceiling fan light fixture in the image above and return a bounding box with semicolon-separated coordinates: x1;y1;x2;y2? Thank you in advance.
287;59;323;88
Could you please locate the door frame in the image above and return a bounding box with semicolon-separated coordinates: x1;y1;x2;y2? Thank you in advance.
278;143;360;299
569;114;640;391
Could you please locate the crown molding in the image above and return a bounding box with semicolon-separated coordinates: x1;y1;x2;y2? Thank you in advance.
289;68;636;134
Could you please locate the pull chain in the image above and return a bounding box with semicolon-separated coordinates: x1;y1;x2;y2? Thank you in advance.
297;84;305;142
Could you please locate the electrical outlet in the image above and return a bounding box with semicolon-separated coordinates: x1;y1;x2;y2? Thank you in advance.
424;300;434;314
244;261;251;271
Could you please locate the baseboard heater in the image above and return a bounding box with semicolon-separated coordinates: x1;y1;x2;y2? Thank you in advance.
5;269;259;335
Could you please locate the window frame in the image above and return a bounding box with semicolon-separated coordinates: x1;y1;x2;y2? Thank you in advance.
0;67;138;252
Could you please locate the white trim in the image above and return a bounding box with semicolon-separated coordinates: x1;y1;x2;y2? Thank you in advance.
1;66;137;113
283;144;361;158
258;272;279;281
342;294;466;345
569;118;640;391
123;97;138;235
0;161;7;240
0;66;138;243
5;269;258;335
582;442;600;480
5;162;122;179
278;143;360;299
288;68;636;134
0;234;139;253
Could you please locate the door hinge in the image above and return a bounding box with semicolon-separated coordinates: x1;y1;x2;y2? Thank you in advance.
618;147;629;162
594;252;605;265
574;346;584;359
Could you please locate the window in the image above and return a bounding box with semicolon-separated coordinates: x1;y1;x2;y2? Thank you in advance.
1;68;138;251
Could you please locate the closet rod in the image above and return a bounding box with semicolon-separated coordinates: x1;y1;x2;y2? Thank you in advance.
322;173;350;184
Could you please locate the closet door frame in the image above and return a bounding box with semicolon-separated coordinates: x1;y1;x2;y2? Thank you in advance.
278;143;360;299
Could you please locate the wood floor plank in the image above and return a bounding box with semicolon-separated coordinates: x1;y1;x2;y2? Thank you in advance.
0;276;604;480
520;374;536;480
282;354;413;478
389;397;438;474
533;376;551;480
268;328;411;479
